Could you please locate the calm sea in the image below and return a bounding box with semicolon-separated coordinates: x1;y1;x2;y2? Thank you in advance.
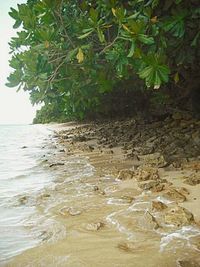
0;124;55;262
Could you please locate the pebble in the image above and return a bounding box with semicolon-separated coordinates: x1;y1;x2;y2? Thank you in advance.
59;207;82;216
86;222;104;231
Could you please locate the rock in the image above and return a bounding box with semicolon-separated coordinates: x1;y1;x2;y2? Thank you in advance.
41;193;51;198
117;242;136;253
139;211;159;230
39;230;53;242
127;153;140;161
49;162;65;167
172;112;183;120
104;150;114;154
192;131;200;145
86;222;104;231
121;196;134;203
19;196;28;205
99;190;106;195
180;120;189;128
138;180;158;190
152;201;167;211
138;180;164;192
88;145;95;151
183;161;200;171
151;183;165;192
136;170;151;181
140;153;167;168
164;206;194;227
172;161;182;169
93;185;99;191
73;135;87;142
184;174;200;186
178;187;190;195
163;188;186;203
134;145;154;155
59;207;82;216
136;166;160;182
177;260;200;267
117;169;135;180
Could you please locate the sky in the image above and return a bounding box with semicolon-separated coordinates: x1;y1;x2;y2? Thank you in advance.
0;0;38;124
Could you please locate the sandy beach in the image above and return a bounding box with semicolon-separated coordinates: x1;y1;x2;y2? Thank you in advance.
5;114;200;267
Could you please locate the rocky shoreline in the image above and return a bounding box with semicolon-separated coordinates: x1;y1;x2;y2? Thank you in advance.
53;113;200;266
6;114;200;267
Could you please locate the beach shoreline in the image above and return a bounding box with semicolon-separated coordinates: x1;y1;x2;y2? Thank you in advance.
4;115;200;267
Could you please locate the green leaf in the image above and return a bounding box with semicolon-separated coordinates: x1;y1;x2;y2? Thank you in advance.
138;53;170;88
127;12;140;20
6;69;23;88
154;71;161;89
66;48;78;61
163;9;187;38
89;8;98;23
9;8;19;20
127;41;135;57
138;66;153;80
157;66;170;83
82;28;94;33
78;30;94;39
191;32;200;47
13;20;22;29
138;34;154;45
97;28;105;43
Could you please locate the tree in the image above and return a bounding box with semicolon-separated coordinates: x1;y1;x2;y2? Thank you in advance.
7;0;200;121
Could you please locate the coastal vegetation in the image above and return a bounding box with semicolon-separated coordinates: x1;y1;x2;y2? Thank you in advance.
7;0;200;123
3;2;200;264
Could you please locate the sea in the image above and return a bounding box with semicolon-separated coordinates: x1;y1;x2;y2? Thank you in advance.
1;124;200;266
0;124;56;262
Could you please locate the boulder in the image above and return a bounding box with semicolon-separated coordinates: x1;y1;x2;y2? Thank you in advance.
136;166;160;182
152;201;167;211
184;174;200;186
140;153;167;168
138;180;164;192
117;169;135;180
163;188;186;203
164;206;194;227
73;135;87;142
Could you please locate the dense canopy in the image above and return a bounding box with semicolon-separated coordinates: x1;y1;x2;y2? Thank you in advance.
7;0;200;122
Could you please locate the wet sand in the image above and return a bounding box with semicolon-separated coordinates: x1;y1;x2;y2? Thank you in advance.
3;116;200;267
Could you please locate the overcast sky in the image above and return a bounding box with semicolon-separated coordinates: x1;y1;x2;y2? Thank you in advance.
0;0;38;124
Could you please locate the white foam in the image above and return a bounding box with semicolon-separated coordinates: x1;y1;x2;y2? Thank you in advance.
155;196;173;204
160;226;200;252
106;211;135;240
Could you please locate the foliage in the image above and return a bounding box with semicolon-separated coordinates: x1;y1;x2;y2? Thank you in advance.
32;101;67;124
7;0;200;121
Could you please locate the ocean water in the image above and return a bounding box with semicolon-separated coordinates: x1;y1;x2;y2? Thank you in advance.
1;125;200;266
0;124;55;262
